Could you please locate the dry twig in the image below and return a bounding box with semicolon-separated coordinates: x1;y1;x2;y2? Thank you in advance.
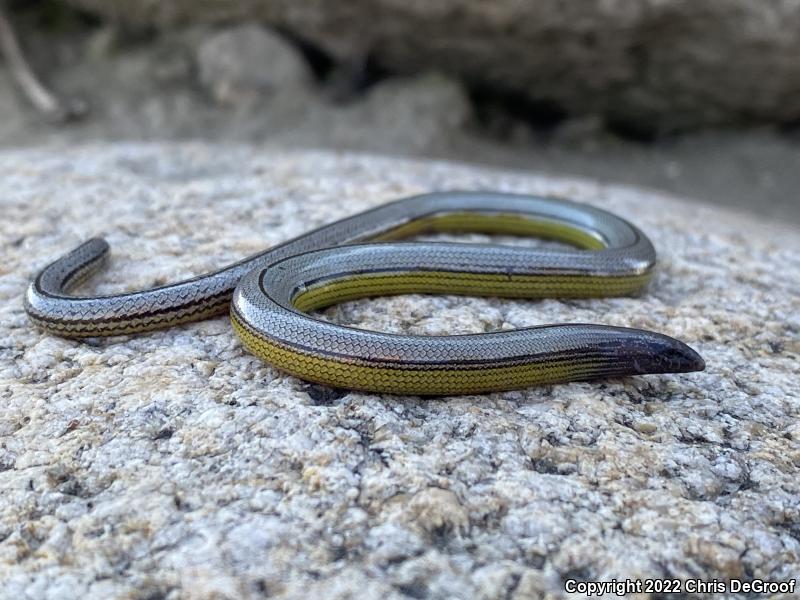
0;3;86;122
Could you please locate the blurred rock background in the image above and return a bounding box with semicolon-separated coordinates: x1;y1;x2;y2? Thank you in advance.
1;0;799;223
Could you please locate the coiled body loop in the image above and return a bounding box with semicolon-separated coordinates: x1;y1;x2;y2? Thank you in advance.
25;192;704;394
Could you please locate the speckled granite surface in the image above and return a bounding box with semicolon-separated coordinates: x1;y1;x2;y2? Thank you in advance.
1;144;798;599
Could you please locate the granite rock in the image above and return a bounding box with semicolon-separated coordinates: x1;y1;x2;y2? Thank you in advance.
62;0;800;133
0;144;798;599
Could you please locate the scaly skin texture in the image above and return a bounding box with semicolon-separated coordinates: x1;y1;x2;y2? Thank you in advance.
25;192;704;394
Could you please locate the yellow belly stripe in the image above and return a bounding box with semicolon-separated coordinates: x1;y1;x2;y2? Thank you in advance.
231;313;606;395
291;271;652;313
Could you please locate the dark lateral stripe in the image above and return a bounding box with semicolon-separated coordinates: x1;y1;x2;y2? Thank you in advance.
230;305;612;370
258;266;617;301
27;289;233;327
